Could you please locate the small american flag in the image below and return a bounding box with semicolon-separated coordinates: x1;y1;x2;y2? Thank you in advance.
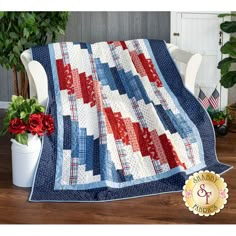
209;88;220;110
198;89;210;109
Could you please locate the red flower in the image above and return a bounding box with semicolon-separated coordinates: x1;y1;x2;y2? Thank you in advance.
42;114;55;136
8;118;26;134
27;114;44;136
212;119;225;126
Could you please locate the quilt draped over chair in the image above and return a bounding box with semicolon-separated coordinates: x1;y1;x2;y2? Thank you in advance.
28;39;231;202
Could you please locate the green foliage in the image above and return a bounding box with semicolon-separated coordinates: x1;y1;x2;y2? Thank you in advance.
218;13;236;88
217;57;236;75
0;95;45;144
218;13;236;18
0;12;69;72
220;71;236;88
220;21;236;33
15;133;28;145
220;37;236;57
207;107;231;122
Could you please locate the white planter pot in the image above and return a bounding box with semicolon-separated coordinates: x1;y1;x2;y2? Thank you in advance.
11;133;41;187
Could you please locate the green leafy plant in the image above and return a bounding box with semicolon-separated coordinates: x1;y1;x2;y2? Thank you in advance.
207;107;232;126
0;95;54;145
217;13;236;88
0;12;69;97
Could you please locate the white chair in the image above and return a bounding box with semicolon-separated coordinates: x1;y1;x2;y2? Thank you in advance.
20;43;202;107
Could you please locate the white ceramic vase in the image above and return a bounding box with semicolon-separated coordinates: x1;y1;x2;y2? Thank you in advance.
11;133;41;187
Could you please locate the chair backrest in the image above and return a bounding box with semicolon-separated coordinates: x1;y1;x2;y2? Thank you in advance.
166;43;202;94
21;50;48;107
21;43;202;106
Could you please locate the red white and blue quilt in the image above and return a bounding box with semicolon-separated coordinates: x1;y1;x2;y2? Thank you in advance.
29;39;231;202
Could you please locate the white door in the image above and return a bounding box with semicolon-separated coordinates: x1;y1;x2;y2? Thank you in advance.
171;12;229;109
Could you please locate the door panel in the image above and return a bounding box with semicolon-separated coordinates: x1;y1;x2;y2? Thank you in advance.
171;12;227;109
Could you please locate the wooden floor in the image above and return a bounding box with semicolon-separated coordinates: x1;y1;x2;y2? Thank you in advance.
0;109;235;224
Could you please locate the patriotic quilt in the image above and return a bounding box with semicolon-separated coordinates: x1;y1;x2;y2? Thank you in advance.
29;39;231;202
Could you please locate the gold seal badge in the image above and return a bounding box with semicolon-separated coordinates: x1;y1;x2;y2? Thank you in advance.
183;170;228;216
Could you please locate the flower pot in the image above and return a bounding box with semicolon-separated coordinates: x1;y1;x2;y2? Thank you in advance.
11;133;41;187
214;124;228;136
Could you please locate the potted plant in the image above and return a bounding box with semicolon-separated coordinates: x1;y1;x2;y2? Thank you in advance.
0;95;55;187
217;13;236;132
207;107;231;136
0;12;69;98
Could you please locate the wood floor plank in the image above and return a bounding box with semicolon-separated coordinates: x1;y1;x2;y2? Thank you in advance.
0;109;235;224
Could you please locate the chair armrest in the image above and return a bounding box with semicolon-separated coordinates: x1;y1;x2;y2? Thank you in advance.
166;43;202;94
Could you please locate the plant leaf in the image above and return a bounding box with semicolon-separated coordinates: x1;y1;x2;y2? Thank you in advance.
13;45;20;55
218;13;236;18
217;57;236;75
11;95;18;103
220;21;236;33
0;112;11;136
9;32;18;39
23;28;30;38
230;36;236;42
220;71;236;88
221;41;236;57
14;96;24;105
0;12;4;19
15;133;28;145
37;106;45;112
20;111;26;119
